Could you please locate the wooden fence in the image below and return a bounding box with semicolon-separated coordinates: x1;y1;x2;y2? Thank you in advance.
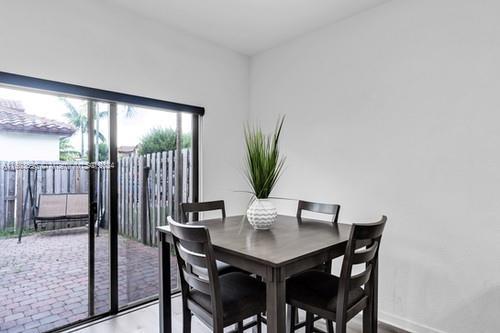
0;148;191;246
118;149;191;246
0;161;90;232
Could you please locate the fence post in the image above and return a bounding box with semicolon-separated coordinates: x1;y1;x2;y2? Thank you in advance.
133;154;138;239
174;151;182;222
161;152;167;226
15;167;23;231
167;151;173;218
182;149;188;203
140;158;150;245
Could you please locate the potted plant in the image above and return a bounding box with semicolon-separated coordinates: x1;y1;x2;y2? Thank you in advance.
244;116;286;229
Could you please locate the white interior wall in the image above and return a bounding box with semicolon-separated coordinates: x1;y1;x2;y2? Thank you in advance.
0;0;250;214
250;1;500;332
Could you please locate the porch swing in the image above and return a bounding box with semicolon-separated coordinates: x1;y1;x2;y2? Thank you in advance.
17;164;91;243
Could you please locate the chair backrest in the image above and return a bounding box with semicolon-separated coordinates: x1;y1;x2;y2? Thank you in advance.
37;193;89;219
168;216;223;324
66;194;88;216
296;200;340;223
337;216;387;316
38;194;67;219
180;200;226;223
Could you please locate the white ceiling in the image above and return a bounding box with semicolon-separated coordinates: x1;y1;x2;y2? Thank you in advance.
105;0;390;55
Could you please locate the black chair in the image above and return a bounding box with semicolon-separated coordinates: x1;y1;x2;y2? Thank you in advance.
180;200;226;223
296;200;340;224
289;200;341;331
179;200;245;276
168;216;266;333
287;216;387;333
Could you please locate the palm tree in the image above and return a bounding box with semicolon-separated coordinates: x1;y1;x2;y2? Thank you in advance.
124;105;136;118
60;98;107;158
61;98;86;157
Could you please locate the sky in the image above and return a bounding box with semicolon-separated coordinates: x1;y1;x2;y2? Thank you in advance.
0;86;193;154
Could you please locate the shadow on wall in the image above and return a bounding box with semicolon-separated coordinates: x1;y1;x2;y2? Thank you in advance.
438;286;500;333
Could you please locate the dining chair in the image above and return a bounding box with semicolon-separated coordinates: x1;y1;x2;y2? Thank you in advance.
168;216;266;333
289;200;342;331
180;200;226;223
286;216;387;333
296;200;340;223
179;200;245;276
296;200;341;271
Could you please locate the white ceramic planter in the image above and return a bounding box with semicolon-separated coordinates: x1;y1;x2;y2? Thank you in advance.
246;199;277;230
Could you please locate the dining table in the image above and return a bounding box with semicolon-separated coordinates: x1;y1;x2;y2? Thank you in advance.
157;215;379;333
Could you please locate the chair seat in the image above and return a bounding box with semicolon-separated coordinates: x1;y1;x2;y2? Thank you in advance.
287;270;366;314
190;272;266;323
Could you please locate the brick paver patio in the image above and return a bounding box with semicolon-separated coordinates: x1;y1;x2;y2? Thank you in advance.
0;228;177;333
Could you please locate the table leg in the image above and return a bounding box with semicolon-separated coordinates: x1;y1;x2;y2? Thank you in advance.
159;233;172;333
266;267;286;333
286;304;292;332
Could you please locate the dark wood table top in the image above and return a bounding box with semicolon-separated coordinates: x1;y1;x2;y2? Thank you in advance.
157;215;352;267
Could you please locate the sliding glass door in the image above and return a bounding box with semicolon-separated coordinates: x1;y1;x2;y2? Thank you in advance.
0;72;201;332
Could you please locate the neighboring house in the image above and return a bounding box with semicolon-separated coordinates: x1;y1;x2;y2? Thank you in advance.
0;99;75;161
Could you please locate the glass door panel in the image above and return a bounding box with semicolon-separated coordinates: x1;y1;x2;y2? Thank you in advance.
0;86;95;332
91;101;111;316
116;106;193;307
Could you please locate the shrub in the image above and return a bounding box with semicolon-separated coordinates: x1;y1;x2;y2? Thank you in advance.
138;128;191;155
98;143;109;161
59;138;80;161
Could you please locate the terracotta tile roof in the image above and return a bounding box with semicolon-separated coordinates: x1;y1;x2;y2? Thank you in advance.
0;99;76;136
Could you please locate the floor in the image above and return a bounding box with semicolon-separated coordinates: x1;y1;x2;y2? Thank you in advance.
68;296;402;333
0;228;177;333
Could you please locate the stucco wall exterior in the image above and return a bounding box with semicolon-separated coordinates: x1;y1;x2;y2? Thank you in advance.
0;132;60;161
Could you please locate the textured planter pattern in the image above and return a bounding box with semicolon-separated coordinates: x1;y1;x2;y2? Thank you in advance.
246;199;277;230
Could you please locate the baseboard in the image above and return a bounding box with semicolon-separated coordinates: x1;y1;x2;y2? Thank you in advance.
378;311;447;333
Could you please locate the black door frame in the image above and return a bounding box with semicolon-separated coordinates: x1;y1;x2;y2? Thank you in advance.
87;100;96;317
0;71;203;332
